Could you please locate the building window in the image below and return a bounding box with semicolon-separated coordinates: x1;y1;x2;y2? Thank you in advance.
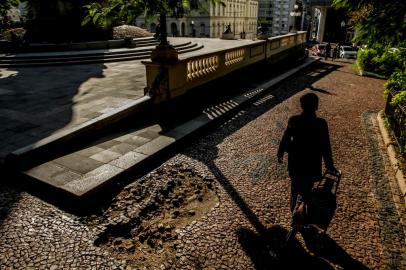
150;23;156;33
200;23;205;36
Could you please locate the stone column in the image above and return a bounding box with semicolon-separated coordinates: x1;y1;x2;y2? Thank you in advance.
317;6;327;42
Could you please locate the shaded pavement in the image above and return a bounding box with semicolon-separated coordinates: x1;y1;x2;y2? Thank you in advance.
0;37;261;163
0;60;405;269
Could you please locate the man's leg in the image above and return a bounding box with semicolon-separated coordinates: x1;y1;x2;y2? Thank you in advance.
290;184;299;212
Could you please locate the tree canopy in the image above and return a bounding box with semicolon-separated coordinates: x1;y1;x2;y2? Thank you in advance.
82;0;224;28
333;0;406;45
0;0;19;19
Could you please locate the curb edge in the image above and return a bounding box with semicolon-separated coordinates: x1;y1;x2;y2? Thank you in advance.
377;110;406;205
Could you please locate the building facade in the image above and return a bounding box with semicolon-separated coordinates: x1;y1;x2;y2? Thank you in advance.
136;0;258;39
258;0;297;36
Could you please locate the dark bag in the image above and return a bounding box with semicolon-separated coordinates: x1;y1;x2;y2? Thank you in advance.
306;188;337;230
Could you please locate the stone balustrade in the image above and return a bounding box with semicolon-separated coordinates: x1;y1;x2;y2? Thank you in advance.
143;31;306;103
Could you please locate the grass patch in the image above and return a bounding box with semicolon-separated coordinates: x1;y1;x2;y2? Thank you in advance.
361;70;388;79
351;63;360;74
355;60;388;79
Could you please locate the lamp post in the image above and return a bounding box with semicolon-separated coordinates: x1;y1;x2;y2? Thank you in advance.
150;12;179;63
340;20;346;43
290;3;301;33
159;13;169;46
306;14;311;40
191;20;195;37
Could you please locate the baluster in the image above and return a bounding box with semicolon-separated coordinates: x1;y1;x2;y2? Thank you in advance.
197;59;203;77
191;61;197;79
195;60;199;77
194;60;199;78
187;62;192;81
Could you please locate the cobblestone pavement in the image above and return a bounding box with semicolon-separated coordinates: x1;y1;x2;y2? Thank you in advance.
1;60;405;269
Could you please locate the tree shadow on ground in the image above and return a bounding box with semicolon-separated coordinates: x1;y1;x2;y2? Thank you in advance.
0;63;107;162
0;62;106;225
181;60;368;269
0;60;342;218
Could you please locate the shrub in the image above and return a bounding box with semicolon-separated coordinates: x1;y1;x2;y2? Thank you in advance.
375;48;405;77
0;27;26;43
357;45;405;78
385;71;406;108
357;47;379;73
385;71;406;156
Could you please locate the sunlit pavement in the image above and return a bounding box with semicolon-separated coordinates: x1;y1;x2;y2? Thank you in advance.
0;60;405;269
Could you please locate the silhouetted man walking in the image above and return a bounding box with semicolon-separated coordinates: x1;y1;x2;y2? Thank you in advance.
277;93;337;211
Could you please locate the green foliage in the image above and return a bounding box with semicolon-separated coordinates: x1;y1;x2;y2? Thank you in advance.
0;27;25;42
357;46;406;78
0;0;19;18
385;71;406;156
375;48;406;78
333;0;406;46
82;0;224;28
391;91;406;107
356;46;378;73
386;71;406;106
82;1;148;28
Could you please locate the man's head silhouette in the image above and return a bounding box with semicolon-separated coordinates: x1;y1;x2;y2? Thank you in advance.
300;93;319;113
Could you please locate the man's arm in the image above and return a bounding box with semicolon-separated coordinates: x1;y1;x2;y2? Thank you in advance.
277;120;292;163
321;120;337;172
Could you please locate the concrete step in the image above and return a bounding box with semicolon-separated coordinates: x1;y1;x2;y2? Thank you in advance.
0;41;180;60
0;42;199;62
0;42;203;67
7;58;318;200
4;36;158;53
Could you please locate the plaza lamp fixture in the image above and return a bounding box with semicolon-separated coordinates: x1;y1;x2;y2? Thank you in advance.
290;3;301;33
306;14;311;39
150;12;179;63
190;20;195;37
341;20;346;43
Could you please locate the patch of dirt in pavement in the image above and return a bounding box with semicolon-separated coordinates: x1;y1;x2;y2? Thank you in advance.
83;164;219;269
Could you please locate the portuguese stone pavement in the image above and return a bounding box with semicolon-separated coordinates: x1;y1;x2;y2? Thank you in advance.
0;60;405;269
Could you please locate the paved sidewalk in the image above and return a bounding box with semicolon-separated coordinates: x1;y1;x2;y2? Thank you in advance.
0;38;260;163
0;60;146;162
0;60;405;269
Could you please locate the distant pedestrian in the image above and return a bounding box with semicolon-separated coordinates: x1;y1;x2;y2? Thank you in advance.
332;46;338;61
277;93;338;212
154;23;161;40
325;43;331;60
